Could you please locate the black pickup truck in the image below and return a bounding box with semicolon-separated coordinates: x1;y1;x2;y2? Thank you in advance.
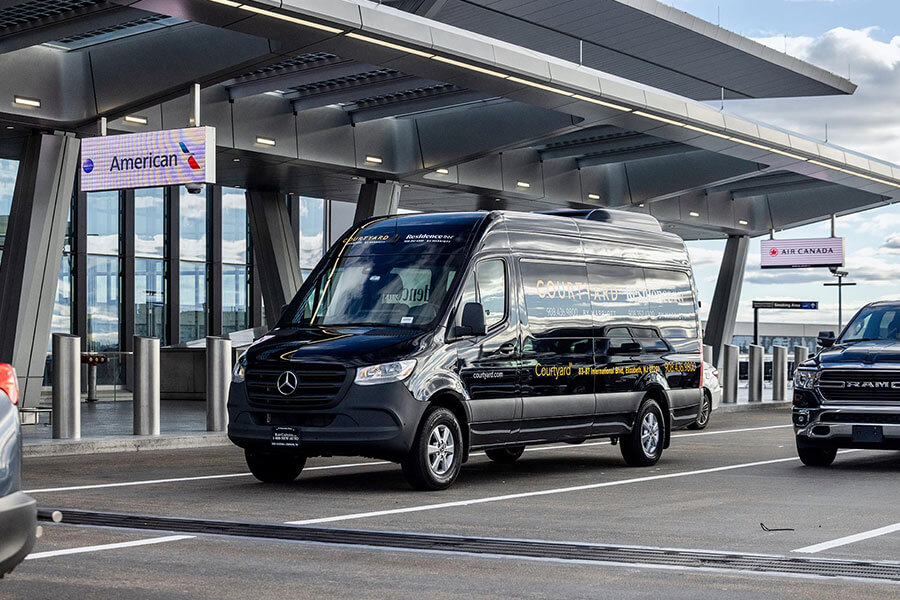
793;301;900;466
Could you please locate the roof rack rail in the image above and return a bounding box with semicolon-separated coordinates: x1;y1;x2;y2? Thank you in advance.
535;208;662;233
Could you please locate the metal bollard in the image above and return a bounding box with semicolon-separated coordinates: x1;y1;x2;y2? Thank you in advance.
87;364;98;403
722;344;739;404
702;344;713;365
206;337;231;432
133;337;160;435
794;346;809;380
772;345;788;402
51;333;81;439
748;344;764;403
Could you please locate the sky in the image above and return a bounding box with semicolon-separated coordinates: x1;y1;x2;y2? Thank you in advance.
659;0;900;330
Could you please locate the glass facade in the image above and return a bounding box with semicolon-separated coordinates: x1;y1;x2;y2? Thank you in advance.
86;192;121;358
222;187;249;334
0;159;16;256
299;196;325;276
180;186;207;340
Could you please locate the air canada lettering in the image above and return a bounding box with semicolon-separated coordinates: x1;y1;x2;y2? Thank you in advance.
772;247;835;256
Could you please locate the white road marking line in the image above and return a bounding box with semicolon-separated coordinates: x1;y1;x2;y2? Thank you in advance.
24;461;388;494
793;522;900;554
286;454;808;525
24;423;792;494
25;535;195;560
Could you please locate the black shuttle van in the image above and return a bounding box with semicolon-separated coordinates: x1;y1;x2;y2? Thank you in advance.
228;210;703;489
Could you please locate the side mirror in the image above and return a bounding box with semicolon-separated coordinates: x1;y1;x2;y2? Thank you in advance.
454;302;487;338
817;331;836;348
610;341;642;355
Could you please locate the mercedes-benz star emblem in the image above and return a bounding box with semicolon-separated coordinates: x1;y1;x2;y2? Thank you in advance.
276;371;298;396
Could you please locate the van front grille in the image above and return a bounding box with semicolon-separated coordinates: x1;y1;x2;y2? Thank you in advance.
817;370;900;403
245;364;348;409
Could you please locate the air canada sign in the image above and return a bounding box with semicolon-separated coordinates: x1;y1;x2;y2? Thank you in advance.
760;237;844;269
80;127;215;192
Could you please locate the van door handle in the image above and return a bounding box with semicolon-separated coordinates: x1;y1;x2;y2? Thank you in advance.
497;342;516;355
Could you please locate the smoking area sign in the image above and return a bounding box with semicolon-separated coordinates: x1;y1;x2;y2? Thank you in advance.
80;126;216;192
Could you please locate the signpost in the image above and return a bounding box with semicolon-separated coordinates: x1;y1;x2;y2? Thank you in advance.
824;269;856;333
751;300;819;345
760;237;844;269
80;126;216;192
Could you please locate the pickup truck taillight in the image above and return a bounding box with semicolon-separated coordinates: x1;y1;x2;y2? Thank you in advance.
0;363;19;406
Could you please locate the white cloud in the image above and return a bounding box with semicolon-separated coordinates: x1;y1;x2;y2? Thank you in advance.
686;246;723;266
725;27;900;164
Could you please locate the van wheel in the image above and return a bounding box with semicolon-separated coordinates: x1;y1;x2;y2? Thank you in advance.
402;406;463;491
796;439;837;467
245;450;306;483
485;446;525;463
688;391;712;430
620;398;665;467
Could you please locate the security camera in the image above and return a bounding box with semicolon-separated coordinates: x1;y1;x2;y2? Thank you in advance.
184;183;204;194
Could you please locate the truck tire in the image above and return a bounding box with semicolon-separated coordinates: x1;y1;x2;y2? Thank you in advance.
796;438;837;467
620;398;665;467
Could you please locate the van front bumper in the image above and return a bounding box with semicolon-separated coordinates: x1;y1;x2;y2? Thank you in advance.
227;381;427;462
0;491;37;576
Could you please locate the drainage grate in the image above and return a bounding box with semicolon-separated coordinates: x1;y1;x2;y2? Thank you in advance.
39;508;900;584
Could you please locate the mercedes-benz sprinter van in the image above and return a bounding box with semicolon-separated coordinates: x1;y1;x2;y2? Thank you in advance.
228;209;703;490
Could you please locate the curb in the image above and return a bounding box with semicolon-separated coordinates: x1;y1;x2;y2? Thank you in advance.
718;401;792;414
24;433;231;458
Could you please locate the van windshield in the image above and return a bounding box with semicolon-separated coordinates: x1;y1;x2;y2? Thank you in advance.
283;252;463;328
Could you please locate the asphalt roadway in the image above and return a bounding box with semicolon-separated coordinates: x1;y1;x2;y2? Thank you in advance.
5;407;900;599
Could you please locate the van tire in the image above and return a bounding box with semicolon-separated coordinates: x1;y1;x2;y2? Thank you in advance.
620;398;665;467
245;450;306;483
485;446;525;463
796;439;837;467
402;406;463;490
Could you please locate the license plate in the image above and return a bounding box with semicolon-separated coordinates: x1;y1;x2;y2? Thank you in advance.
852;425;883;443
271;426;301;448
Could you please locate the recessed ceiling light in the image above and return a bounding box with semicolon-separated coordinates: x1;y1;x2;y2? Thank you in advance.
5;126;13;130
587;193;601;200
365;155;383;164
14;96;40;108
638;203;645;207
689;211;701;217
124;115;148;125
516;181;530;189
232;158;240;162
256;136;276;147
739;219;749;225
435;168;450;175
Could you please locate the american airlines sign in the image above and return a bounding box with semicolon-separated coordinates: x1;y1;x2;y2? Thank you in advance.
760;237;844;269
80;127;216;192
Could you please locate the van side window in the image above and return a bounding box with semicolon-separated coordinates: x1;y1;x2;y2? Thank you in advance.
631;327;669;352
586;263;649;327
642;269;699;346
456;259;507;329
520;260;592;338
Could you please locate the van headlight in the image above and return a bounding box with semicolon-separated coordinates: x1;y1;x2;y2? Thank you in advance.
793;368;816;390
233;354;247;383
355;360;417;386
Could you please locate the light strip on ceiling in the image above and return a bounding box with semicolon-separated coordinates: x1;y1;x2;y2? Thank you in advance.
507;76;573;96
431;56;508;78
767;147;807;161
682;124;730;139
571;94;631;112
208;0;240;6
632;110;684;127
238;4;343;34
346;33;434;58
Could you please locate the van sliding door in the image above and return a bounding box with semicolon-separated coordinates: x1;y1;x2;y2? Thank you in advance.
518;259;595;443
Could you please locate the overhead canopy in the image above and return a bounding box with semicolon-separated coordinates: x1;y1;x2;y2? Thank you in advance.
0;0;894;240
